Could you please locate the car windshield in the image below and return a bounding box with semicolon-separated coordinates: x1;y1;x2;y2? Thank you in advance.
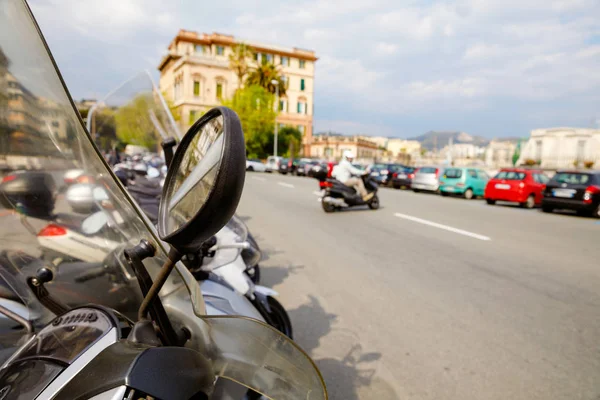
494;171;526;180
419;167;437;174
444;169;462;178
552;173;590;185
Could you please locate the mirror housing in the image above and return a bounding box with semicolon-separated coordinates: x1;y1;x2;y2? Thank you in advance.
158;107;246;254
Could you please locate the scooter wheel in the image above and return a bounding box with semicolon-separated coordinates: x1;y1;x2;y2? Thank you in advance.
322;197;336;213
266;297;293;339
368;194;380;210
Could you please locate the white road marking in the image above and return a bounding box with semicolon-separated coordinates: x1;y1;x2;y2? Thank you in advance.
393;212;491;241
252;176;266;181
278;182;295;188
313;191;323;196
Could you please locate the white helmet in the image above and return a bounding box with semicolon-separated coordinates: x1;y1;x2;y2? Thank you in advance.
342;150;355;160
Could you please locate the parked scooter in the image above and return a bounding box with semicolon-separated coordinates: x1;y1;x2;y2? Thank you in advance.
0;3;327;397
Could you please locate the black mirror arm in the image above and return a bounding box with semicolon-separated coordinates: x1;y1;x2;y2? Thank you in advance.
27;268;69;316
124;240;185;346
161;137;177;169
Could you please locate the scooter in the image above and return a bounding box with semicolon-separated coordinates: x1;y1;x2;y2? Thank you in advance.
319;174;381;212
0;4;326;398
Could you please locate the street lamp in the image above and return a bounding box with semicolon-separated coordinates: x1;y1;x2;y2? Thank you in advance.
271;79;279;158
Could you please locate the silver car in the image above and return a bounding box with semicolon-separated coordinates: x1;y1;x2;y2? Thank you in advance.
412;166;441;193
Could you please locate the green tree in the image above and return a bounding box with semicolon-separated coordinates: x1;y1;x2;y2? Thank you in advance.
114;94;158;150
245;62;287;96
273;126;302;158
229;43;253;88
222;85;276;158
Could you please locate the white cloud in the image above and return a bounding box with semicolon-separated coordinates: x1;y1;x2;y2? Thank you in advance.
29;0;600;137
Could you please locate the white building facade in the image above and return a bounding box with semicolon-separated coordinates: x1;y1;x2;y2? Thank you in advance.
517;127;600;169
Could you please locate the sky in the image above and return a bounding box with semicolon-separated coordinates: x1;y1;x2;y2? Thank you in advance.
29;0;600;139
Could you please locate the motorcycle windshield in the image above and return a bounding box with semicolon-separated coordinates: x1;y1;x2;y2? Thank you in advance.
207;213;249;271
89;70;182;145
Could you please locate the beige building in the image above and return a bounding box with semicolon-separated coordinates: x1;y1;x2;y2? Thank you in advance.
158;30;317;154
485;140;517;168
310;135;381;163
517;127;600;168
386;139;421;158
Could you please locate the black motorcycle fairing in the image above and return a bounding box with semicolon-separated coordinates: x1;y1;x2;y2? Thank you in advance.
0;359;64;400
325;175;378;206
53;341;214;400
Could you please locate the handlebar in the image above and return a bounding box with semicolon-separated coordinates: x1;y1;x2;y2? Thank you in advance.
209;242;250;252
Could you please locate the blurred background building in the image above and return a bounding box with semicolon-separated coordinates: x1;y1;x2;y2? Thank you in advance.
158;30;316;154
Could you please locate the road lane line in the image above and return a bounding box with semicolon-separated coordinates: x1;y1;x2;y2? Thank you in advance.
278;182;295;188
252;176;266;181
393;212;491;241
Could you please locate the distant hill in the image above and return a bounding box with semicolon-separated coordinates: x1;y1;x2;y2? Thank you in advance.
409;131;490;151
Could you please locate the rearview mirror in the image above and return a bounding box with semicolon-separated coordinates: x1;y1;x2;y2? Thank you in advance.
157;107;245;254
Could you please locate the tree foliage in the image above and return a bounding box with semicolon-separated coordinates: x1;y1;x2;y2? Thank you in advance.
273;126;302;158
114;95;158;150
229;43;253;87
222;85;276;159
245;62;287;96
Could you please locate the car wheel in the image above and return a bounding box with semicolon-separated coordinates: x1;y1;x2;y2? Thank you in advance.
368;195;380;210
440;191;449;197
542;205;553;213
247;166;254;172
393;184;400;189
413;189;420;193
593;204;600;219
463;188;474;200
486;199;495;205
521;195;535;209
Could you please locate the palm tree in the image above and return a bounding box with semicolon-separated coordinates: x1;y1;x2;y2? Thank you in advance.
245;61;287;96
228;43;253;88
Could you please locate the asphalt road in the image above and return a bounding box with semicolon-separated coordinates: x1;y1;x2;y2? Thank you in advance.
237;171;600;400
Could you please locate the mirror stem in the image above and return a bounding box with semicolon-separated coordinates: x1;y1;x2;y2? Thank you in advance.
137;247;182;321
161;137;177;169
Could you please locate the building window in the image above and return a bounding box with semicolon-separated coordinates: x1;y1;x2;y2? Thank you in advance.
300;78;305;91
255;52;261;62
216;82;223;100
535;140;542;162
194;44;204;54
266;54;273;63
189;110;197;125
297;125;305;134
299;59;306;69
279;99;287;112
193;81;201;96
174;76;183;100
281;56;289;66
297;100;307;114
216;45;224;55
577;140;586;161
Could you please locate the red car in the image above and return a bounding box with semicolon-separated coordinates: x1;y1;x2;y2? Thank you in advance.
484;168;549;208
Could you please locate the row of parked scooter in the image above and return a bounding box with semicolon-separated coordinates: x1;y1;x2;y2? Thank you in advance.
0;22;322;397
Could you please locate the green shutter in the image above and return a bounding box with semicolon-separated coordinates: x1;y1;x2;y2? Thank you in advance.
297;102;301;113
216;83;223;99
300;79;305;91
193;81;200;96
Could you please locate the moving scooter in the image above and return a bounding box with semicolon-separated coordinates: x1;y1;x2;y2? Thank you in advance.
318;173;380;212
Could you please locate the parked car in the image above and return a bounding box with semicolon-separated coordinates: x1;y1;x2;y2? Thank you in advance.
265;156;283;173
412;166;441;192
541;171;600;218
308;162;328;178
391;167;416;189
439;167;489;199
278;158;290;174
484;169;548;208
297;160;319;176
369;163;403;186
246;159;266;172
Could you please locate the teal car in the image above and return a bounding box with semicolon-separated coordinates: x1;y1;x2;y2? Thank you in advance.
439;167;489;199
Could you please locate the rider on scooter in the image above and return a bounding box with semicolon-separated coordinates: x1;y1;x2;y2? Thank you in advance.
333;151;374;201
